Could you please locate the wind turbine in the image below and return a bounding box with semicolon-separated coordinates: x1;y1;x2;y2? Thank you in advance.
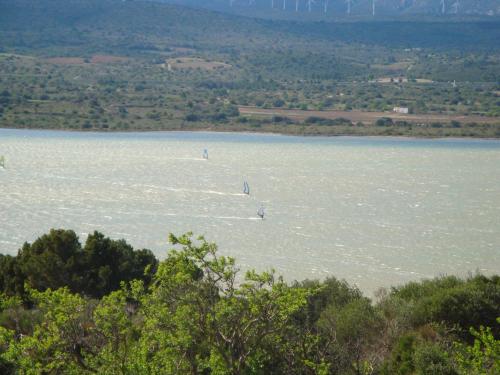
324;0;328;13
271;0;274;8
346;0;352;15
452;0;459;13
295;0;299;11
307;0;314;12
372;0;375;16
283;0;286;10
440;0;446;14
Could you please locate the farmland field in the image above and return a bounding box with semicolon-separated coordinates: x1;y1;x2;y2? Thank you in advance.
238;106;500;125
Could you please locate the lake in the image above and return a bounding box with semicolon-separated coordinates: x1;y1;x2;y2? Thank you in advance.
1;129;499;294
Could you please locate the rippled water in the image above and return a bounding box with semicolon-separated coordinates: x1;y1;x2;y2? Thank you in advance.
1;129;499;293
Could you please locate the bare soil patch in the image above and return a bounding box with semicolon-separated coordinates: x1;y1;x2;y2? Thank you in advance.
45;55;127;65
90;55;127;64
374;77;410;83
372;61;412;71
166;57;231;70
171;47;196;54
45;57;85;65
238;106;499;125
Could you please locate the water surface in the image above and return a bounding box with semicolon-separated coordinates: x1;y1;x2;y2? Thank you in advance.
1;129;499;294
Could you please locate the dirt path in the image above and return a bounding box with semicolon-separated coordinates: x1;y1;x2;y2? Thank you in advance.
238;106;499;125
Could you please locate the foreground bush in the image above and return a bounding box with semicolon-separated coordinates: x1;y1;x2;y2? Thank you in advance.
0;230;498;374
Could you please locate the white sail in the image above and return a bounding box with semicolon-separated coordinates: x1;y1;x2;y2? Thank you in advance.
203;149;208;159
243;181;250;195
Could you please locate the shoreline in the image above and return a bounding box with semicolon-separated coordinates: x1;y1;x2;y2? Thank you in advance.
2;126;500;142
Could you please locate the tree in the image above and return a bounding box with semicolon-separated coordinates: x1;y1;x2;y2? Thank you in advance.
0;287;96;374
78;231;157;298
1;231;498;374
138;233;312;374
454;318;500;375
0;255;25;296
414;342;457;375
318;298;382;374
391;275;500;339
18;229;82;294
4;229;157;299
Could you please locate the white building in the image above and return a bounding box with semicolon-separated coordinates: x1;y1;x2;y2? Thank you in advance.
393;107;409;114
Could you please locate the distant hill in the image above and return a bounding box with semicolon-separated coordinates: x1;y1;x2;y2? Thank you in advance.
1;0;499;55
0;0;275;51
154;0;500;18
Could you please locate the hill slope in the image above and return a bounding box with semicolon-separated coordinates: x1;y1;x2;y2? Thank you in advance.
155;0;500;18
1;0;499;54
0;0;498;135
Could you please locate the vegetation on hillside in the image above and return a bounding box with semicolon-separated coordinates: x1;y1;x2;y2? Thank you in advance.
0;0;499;136
155;0;500;19
0;229;499;374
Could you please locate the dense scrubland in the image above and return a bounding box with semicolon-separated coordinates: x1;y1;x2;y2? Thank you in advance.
0;0;499;136
0;229;499;374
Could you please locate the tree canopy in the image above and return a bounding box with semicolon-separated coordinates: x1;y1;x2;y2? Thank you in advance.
0;229;157;298
0;230;498;374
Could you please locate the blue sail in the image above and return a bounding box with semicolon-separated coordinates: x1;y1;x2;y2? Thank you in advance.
257;205;265;219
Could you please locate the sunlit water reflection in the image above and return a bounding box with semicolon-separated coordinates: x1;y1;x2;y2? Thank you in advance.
1;129;499;294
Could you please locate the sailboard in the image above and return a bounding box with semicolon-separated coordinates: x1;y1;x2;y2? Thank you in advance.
257;205;265;219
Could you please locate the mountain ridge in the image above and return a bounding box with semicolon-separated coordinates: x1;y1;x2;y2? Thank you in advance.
1;0;499;55
153;0;500;18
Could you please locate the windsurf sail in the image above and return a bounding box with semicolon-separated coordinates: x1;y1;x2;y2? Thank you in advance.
203;149;208;159
243;181;250;195
257;205;265;219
